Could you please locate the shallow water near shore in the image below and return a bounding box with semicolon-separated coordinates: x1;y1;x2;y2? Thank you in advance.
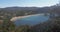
14;14;49;26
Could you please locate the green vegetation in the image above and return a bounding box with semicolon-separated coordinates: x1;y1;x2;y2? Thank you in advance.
1;15;60;32
0;13;31;32
30;16;60;32
0;4;60;32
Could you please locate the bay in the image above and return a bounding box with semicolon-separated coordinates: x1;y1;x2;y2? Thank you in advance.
14;14;49;26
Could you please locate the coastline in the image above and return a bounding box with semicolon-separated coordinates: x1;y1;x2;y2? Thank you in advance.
10;14;44;21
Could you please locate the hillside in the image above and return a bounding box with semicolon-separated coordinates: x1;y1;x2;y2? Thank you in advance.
31;16;60;32
0;7;50;13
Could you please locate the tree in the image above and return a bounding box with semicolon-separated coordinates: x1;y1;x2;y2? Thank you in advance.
15;25;30;32
2;16;15;32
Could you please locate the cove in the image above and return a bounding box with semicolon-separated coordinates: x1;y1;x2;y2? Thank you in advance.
14;14;49;26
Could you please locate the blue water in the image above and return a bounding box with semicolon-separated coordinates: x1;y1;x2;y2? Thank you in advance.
14;15;49;26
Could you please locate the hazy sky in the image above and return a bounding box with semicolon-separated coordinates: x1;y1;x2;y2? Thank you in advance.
0;0;59;8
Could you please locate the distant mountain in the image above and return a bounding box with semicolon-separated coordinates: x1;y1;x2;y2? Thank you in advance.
0;5;60;16
0;7;50;13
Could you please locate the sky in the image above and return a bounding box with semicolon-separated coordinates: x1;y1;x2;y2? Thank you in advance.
0;0;59;8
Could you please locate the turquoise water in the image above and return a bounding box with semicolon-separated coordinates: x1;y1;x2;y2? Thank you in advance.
14;14;49;26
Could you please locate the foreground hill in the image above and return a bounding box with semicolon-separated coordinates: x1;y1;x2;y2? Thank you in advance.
31;16;60;32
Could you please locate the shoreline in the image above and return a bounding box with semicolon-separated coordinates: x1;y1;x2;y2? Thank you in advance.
10;14;44;21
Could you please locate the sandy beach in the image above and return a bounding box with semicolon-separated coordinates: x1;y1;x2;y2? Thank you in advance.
10;14;44;21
